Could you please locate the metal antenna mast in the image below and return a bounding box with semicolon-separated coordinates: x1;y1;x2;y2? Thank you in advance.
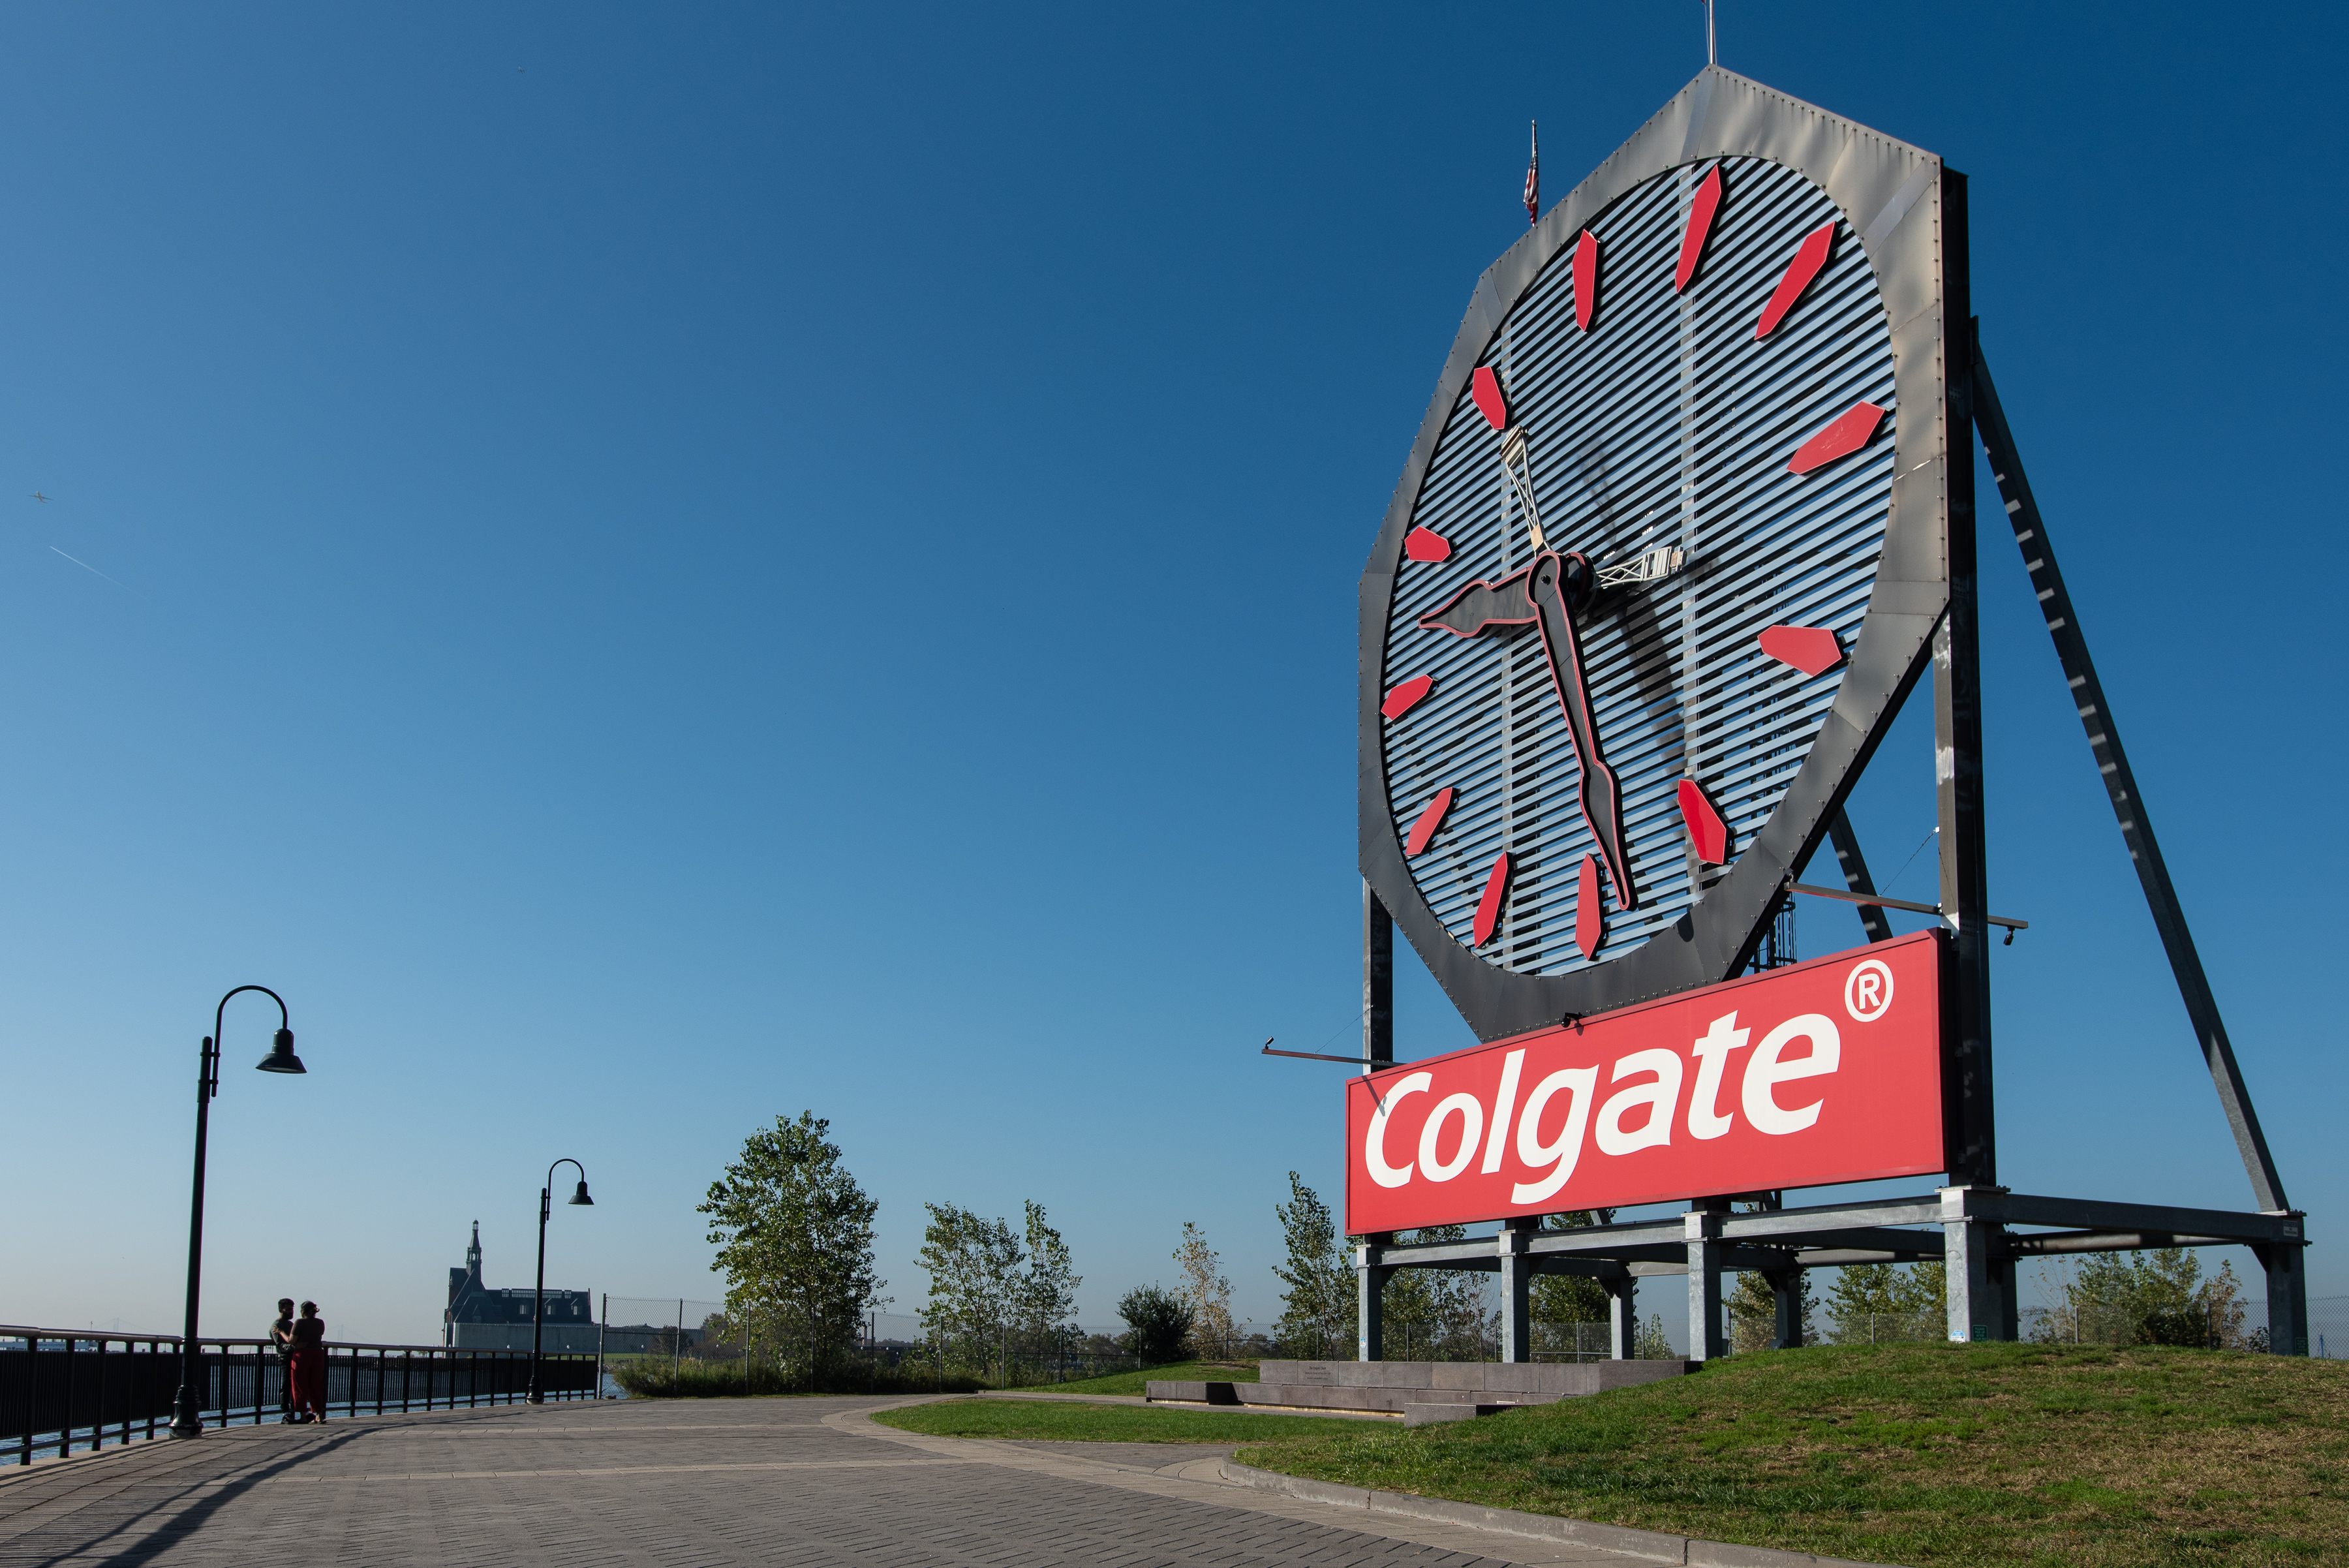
1702;0;1716;65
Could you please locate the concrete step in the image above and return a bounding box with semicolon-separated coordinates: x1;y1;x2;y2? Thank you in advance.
1402;1402;1518;1427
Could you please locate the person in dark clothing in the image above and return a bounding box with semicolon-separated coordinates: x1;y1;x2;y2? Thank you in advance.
269;1299;297;1423
287;1301;328;1424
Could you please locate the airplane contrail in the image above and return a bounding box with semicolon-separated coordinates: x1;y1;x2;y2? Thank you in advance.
49;545;124;587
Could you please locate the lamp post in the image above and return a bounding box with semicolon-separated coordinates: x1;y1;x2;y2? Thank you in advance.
528;1158;594;1404
168;985;305;1438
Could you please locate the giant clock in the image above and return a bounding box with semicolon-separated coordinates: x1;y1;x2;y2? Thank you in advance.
1362;69;1967;1041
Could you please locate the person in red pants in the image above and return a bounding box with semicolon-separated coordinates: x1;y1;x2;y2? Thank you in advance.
287;1302;329;1423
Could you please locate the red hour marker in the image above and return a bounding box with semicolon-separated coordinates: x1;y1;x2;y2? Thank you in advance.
1757;624;1845;675
1573;230;1599;331
1405;788;1455;857
1678;778;1730;865
1574;853;1603;960
1469;365;1510;431
1473;852;1511;946
1381;674;1434;720
1404;527;1453;563
1788;402;1885;474
1675;164;1723;293
1756;222;1834;339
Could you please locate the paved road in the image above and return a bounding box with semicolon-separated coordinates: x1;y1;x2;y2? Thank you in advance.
0;1395;1644;1567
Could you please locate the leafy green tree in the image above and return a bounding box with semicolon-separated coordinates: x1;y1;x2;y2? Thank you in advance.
1117;1284;1193;1363
1272;1173;1352;1359
1529;1211;1617;1339
917;1203;1024;1378
698;1111;885;1386
2036;1250;2249;1347
917;1199;1084;1383
1018;1201;1082;1362
1380;1225;1494;1360
1824;1261;1944;1344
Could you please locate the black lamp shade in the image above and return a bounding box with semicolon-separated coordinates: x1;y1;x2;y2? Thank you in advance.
256;1028;306;1075
568;1180;594;1206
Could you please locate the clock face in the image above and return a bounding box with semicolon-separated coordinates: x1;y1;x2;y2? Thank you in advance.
1360;72;1959;1043
1382;156;1892;973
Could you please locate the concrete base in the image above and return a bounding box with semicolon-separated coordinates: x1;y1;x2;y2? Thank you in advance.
1148;1359;1693;1418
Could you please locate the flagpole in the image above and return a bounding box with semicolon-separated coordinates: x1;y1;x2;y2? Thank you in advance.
1523;121;1539;228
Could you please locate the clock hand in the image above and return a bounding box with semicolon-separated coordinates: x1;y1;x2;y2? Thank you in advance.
1529;551;1638;910
1417;563;1534;638
1416;553;1638;912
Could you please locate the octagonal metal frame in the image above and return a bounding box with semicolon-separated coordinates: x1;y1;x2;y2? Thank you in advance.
1360;67;1968;1041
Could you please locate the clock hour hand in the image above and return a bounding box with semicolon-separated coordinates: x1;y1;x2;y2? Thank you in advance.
1529;551;1638;910
1417;564;1535;639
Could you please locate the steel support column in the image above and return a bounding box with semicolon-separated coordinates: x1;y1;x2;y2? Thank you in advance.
1935;198;1995;1202
1357;1238;1392;1362
1498;1219;1535;1363
1685;1210;1727;1361
1768;1269;1805;1349
2258;1233;2310;1356
1941;1186;2009;1344
1606;1277;1638;1360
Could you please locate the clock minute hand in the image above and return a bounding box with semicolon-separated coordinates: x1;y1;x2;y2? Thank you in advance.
1529;551;1637;910
1414;555;1637;912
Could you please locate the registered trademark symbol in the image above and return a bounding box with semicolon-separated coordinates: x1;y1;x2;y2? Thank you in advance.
1844;959;1894;1022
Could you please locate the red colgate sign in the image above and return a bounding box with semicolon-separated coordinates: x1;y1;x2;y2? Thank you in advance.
1345;930;1949;1233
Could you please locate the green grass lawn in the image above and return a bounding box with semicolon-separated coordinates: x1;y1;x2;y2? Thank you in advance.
1238;1342;2349;1567
873;1395;1347;1444
1013;1360;1260;1397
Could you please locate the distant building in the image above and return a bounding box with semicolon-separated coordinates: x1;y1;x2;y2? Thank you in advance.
443;1222;598;1351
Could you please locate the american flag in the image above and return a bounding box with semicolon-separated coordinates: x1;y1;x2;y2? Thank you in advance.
1523;121;1539;226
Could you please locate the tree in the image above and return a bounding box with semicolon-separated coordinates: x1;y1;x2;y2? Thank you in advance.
917;1203;1024;1379
1824;1261;1944;1344
2034;1250;2250;1348
1530;1211;1617;1353
1728;1267;1818;1353
1019;1201;1082;1372
1117;1284;1192;1364
1272;1174;1352;1359
1380;1225;1496;1361
1173;1222;1237;1360
698;1111;885;1387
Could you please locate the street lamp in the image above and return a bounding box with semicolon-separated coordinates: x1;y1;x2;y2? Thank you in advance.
528;1158;594;1404
168;985;304;1438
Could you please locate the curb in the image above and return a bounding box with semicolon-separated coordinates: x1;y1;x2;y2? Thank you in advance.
1216;1458;1898;1568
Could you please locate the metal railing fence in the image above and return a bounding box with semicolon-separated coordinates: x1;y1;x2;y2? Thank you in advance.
2;1327;597;1466
1529;1321;1614;1361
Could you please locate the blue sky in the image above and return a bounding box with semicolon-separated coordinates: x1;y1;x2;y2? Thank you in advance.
4;3;2342;1344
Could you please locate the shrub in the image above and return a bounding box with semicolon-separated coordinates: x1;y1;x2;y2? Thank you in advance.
1118;1285;1193;1364
607;1355;985;1398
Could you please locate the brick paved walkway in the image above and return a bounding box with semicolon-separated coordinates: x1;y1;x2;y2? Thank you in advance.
0;1395;1648;1566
